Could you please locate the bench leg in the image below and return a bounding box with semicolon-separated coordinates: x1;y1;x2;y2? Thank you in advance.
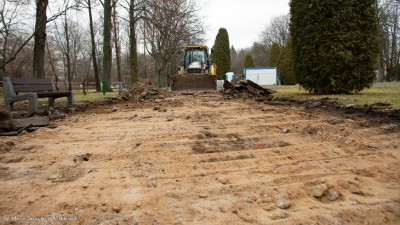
4;97;13;111
67;93;73;107
48;97;55;107
28;93;38;112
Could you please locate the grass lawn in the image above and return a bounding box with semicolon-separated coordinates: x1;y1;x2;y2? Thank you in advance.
0;82;399;109
71;89;119;102
0;88;119;107
270;82;400;109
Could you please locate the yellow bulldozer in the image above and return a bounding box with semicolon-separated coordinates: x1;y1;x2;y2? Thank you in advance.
170;45;217;91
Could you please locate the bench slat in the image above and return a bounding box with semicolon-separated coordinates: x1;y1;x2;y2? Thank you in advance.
11;77;53;85
13;85;54;92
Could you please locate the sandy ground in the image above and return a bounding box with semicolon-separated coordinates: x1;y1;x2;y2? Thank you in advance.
1;92;400;225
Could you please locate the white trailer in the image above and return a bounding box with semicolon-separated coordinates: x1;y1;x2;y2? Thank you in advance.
244;67;280;86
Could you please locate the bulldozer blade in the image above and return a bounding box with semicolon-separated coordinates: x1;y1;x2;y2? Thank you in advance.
170;74;216;91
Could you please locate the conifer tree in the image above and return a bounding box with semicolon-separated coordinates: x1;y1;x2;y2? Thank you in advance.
290;0;379;94
212;28;231;80
243;54;255;68
268;42;280;67
277;41;296;85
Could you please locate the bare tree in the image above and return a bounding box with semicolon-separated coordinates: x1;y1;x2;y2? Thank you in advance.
52;10;85;92
251;42;269;67
260;14;290;48
64;14;73;90
0;0;81;77
76;35;92;95
112;0;122;83
378;0;400;81
82;0;101;91
118;0;147;84
231;47;250;75
143;0;205;87
0;0;30;78
129;0;139;84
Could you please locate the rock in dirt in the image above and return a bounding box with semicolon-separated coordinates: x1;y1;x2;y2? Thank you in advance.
199;193;208;198
367;142;380;149
48;174;62;180
312;183;329;198
73;153;92;163
276;198;291;209
282;128;290;133
217;177;230;185
327;190;340;201
112;206;122;213
270;212;288;220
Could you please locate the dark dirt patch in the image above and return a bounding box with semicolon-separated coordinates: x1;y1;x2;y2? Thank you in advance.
201;154;255;163
0;141;15;153
3;156;24;164
263;97;400;123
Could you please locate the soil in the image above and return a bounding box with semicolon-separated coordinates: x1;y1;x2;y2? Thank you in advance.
1;92;400;225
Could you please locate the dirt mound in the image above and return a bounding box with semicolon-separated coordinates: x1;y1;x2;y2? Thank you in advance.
118;80;171;102
221;79;276;100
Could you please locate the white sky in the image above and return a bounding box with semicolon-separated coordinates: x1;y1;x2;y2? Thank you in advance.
198;0;290;50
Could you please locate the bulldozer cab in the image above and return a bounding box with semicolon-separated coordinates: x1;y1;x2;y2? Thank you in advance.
184;48;209;74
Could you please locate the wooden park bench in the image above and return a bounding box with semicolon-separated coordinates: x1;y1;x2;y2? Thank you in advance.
3;76;73;112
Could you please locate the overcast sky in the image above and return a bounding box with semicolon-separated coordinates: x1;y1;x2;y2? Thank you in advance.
198;0;290;50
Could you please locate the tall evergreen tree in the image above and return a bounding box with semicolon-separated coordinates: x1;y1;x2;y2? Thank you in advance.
290;0;379;94
230;45;237;59
268;42;280;67
212;28;231;80
277;41;296;85
243;54;255;68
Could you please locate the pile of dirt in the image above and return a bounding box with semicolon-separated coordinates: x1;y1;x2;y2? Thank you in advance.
118;80;171;102
221;79;277;99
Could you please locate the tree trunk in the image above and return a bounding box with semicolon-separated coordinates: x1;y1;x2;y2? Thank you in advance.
129;0;138;84
1;31;8;78
33;0;49;78
64;15;72;91
88;0;101;91
102;0;113;92
112;3;122;83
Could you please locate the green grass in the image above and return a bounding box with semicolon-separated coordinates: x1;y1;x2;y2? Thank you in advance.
269;82;400;109
71;90;119;102
0;88;119;107
1;82;399;109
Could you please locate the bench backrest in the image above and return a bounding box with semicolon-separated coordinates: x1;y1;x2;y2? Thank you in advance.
10;77;55;93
